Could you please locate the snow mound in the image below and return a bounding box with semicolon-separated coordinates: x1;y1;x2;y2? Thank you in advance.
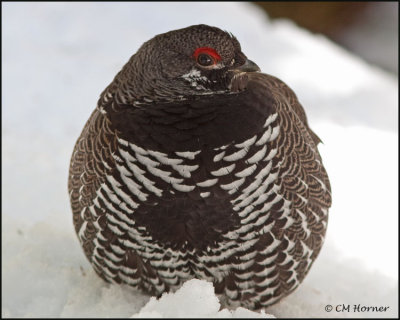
132;279;273;318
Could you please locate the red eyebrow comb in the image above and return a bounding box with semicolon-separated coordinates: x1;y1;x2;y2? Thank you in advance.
193;47;221;61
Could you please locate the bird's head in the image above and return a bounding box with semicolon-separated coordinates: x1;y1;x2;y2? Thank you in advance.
104;24;260;107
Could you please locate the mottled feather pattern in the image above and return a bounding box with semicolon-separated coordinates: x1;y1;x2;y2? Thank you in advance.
68;24;331;310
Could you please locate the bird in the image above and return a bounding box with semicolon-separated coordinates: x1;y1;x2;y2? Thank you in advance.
68;24;332;310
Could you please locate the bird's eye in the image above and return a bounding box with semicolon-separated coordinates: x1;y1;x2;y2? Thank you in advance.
197;53;214;66
193;47;221;68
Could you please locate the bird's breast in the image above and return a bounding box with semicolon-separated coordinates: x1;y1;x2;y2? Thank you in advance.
108;108;281;251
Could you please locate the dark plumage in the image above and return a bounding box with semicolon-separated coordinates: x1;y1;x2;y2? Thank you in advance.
68;24;332;310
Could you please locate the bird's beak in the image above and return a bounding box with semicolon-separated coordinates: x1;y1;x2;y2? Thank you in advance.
234;59;260;72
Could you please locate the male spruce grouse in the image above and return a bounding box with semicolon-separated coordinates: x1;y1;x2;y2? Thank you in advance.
68;24;331;310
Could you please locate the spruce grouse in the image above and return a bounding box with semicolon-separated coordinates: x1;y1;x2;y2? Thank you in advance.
68;24;332;310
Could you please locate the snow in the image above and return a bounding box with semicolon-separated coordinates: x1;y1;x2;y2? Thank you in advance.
131;279;273;318
2;2;398;318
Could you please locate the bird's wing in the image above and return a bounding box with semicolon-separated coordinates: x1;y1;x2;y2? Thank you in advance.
215;72;332;309
247;72;322;145
68;108;167;294
68;109;117;245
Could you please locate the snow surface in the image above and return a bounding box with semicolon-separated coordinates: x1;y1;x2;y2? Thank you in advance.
2;2;398;318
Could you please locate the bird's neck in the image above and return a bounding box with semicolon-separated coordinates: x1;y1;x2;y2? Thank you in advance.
105;90;272;153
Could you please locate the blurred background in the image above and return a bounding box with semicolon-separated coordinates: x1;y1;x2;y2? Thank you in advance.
254;1;398;75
